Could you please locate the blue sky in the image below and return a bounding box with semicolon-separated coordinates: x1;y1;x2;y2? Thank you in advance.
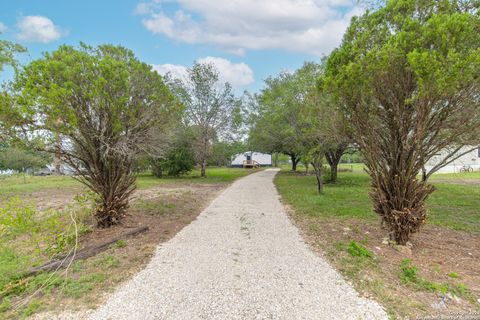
0;0;362;93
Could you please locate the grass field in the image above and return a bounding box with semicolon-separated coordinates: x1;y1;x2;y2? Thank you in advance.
275;167;480;317
0;167;257;198
275;170;480;233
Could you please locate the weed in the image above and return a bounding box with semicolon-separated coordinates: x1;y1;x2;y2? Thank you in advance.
114;239;128;248
63;273;106;298
399;259;419;283
22;299;41;318
347;241;373;258
448;272;459;278
94;255;120;268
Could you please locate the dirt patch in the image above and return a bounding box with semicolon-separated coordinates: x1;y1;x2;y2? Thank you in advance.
286;208;480;319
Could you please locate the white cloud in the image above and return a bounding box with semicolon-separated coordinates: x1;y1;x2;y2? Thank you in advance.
16;16;63;43
138;0;364;56
152;63;189;82
0;22;7;33
197;57;254;87
152;56;254;88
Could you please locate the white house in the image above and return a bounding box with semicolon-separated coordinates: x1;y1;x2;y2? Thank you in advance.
231;151;272;168
425;146;480;173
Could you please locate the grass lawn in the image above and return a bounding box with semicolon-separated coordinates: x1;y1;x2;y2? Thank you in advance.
275;168;480;318
276;171;480;233
0;167;257;198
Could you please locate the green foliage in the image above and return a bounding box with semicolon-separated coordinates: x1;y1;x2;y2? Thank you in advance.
447;272;459;278
22;299;41;318
399;259;419;283
0;195;93;298
0;39;26;73
325;0;480;244
397;259;472;297
208;141;246;167
10;43;180;226
94;255;120;269
347;241;373;258
151;127;196;177
133;199;176;215
0;147;50;172
274;170;480;232
114;239;127;248
167;62;240;177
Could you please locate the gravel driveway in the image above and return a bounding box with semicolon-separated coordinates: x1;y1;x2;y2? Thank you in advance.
90;169;387;320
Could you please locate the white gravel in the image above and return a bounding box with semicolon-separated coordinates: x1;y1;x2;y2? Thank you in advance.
90;169;387;320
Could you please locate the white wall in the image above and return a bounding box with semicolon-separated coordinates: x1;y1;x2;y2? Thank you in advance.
231;151;272;166
425;146;480;173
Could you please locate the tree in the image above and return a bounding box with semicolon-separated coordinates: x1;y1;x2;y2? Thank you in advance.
0;38;25;143
208;141;246;167
0;39;25;74
249;72;308;171
9;44;178;227
168;63;239;177
151;126;196;177
0;147;50;173
326;0;480;244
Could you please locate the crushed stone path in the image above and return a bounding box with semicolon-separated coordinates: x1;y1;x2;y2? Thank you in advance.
90;169;387;320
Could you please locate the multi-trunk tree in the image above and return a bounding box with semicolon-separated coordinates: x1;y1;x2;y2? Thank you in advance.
326;0;480;244
167;62;240;177
8;44;178;227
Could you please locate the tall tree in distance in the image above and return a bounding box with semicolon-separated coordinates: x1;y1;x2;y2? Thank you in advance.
168;62;239;177
9;44;178;227
326;0;480;244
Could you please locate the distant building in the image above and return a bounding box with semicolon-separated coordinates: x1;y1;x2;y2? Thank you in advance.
425;146;480;173
231;151;272;168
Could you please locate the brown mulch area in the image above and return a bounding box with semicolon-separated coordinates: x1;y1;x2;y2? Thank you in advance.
288;209;480;319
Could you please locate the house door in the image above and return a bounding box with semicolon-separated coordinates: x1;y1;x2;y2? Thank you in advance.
246;154;251;161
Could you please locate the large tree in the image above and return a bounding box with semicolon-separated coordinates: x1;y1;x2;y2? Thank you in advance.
9;44;178;227
326;0;480;244
249;71;309;171
168;62;239;177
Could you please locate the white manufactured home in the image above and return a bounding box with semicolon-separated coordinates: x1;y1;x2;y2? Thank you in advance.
425;146;480;173
231;151;272;168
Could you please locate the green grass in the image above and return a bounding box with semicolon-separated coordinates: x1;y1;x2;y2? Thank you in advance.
275;170;480;233
0;167;258;198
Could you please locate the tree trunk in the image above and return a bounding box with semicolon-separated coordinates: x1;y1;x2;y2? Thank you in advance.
201;158;206;177
421;166;427;182
311;152;324;194
325;145;347;183
290;154;299;171
330;163;338;182
304;162;309;175
273;153;278;167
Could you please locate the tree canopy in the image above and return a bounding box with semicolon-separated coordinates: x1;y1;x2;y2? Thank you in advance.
8;43;179;226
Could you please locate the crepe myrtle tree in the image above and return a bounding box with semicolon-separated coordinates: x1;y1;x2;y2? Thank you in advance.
326;0;480;244
10;44;179;227
167;62;241;177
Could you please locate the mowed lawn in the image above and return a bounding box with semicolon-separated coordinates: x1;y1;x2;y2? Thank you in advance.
276;169;480;233
0;167;257;198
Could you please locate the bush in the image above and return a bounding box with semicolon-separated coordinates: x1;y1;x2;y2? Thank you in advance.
151;128;196;177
